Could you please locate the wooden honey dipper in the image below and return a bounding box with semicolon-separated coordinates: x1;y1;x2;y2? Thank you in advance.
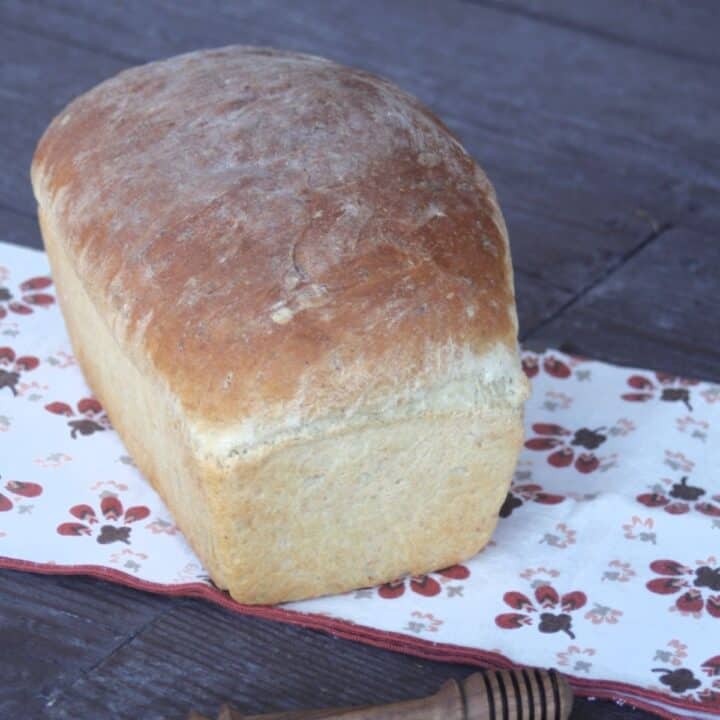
189;667;574;720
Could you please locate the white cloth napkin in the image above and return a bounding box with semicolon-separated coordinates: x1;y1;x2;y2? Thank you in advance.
1;241;718;719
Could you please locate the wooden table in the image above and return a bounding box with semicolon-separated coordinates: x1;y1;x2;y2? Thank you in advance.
2;2;718;718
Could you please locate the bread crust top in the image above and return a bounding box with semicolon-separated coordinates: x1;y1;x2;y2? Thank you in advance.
32;46;524;432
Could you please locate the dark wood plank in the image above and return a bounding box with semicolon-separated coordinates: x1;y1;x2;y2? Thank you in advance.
515;273;573;337
0;24;127;220
529;226;720;382
0;207;42;248
2;0;719;303
6;0;719;169
44;599;469;719
0;570;173;718
1;0;251;64
31;585;656;720
474;0;720;65
674;184;720;236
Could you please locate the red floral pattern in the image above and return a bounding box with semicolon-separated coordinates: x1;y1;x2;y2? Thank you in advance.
637;476;720;518
0;347;40;396
650;649;720;710
44;397;111;438
57;494;150;545
0;479;43;513
0;240;717;720
0;276;54;318
524;422;607;473
646;559;720;619
499;483;565;518
377;565;470;599
496;583;588;639
622;372;699;411
522;353;572;379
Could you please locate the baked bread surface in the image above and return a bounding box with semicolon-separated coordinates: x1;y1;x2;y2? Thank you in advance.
32;46;529;603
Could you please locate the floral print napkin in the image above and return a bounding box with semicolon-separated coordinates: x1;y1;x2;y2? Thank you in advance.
1;241;718;719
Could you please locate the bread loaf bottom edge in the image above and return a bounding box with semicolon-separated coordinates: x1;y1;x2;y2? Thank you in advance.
208;408;522;604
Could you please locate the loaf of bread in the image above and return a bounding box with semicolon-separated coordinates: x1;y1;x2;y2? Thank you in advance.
31;46;529;604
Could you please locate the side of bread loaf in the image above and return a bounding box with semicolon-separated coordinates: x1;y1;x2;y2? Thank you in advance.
32;46;528;603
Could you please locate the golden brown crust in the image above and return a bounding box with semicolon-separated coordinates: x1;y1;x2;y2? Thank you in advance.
31;46;520;430
32;47;528;603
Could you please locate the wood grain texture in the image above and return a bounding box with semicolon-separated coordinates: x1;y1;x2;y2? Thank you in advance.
0;208;42;248
2;2;718;719
529;226;720;382
1;571;654;720
3;0;720;302
0;570;173;718
0;23;126;219
472;0;720;65
515;274;573;338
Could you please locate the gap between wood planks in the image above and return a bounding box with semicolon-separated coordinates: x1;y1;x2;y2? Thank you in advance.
1;16;144;65
521;220;674;342
8;0;718;71
42;597;182;710
463;0;720;68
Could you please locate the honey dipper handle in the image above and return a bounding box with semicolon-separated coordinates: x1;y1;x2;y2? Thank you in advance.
218;678;462;719
205;668;573;720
